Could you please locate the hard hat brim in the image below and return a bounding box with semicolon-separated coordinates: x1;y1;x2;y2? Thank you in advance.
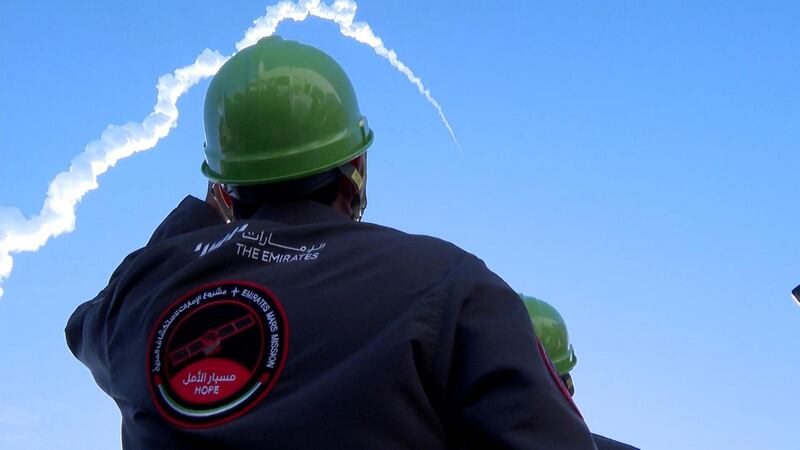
202;128;373;186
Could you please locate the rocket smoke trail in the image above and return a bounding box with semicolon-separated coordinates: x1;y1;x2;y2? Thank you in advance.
0;49;227;299
237;0;462;152
0;0;459;298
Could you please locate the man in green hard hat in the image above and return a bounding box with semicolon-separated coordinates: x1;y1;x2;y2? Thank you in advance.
67;36;596;449
521;295;639;450
522;295;578;395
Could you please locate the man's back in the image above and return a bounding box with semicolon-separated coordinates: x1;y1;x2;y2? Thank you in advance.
67;197;594;449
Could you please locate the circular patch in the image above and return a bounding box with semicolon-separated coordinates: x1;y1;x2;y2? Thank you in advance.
148;280;288;428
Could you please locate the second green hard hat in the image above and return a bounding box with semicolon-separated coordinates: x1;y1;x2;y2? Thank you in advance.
520;295;578;375
202;36;373;185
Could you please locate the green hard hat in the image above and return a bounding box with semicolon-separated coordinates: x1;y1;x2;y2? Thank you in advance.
520;294;577;375
202;36;374;185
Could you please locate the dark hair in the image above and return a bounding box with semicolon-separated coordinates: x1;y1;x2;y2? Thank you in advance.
224;169;341;219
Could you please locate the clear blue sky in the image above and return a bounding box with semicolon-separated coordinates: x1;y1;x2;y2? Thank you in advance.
1;1;798;448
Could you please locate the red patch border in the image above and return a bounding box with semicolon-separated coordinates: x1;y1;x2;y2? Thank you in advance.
536;337;583;419
146;280;289;429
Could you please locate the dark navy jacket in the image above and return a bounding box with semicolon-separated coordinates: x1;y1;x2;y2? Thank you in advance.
66;197;596;449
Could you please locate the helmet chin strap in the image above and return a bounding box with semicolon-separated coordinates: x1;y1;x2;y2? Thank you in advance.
561;373;575;397
338;155;367;221
206;182;235;223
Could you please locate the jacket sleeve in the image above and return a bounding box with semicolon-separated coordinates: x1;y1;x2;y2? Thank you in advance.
64;247;143;395
432;255;597;449
66;196;220;364
65;197;222;397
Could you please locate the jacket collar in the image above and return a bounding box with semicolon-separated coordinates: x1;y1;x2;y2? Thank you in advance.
249;200;352;226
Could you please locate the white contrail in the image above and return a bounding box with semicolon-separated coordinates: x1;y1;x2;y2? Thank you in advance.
0;49;228;299
237;0;462;153
0;0;458;298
